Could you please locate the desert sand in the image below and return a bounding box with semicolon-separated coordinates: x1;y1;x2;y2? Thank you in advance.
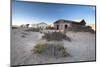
11;27;96;65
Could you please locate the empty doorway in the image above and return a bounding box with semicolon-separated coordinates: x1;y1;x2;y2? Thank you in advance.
57;25;59;30
65;25;68;29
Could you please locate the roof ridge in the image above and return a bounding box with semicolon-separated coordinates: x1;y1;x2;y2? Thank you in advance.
54;19;81;24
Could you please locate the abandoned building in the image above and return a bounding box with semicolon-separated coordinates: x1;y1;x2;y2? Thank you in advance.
54;19;86;31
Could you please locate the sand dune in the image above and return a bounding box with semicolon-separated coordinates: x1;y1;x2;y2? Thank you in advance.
11;27;96;65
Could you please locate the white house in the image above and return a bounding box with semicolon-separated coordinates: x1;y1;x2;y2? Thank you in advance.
31;24;38;28
27;24;38;28
37;22;48;29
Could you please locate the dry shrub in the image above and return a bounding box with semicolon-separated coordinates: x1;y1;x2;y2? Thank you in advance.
69;26;95;34
21;35;26;38
12;27;18;29
42;32;71;41
25;28;40;32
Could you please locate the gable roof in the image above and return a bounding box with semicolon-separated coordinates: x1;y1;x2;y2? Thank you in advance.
80;19;86;25
54;19;86;25
38;22;47;25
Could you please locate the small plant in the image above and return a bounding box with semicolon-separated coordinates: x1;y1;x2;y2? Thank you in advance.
58;45;69;57
33;43;47;54
21;35;26;38
88;29;95;34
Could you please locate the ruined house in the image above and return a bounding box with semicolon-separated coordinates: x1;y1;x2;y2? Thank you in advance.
54;19;86;31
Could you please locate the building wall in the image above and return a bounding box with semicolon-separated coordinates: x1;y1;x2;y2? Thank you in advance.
38;24;47;29
31;24;38;28
54;22;72;30
72;23;81;27
54;20;86;32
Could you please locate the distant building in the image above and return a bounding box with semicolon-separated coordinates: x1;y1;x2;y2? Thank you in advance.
28;22;48;29
37;22;48;29
54;19;86;31
31;24;38;28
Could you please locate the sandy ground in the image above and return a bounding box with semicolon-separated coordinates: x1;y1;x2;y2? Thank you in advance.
11;27;96;65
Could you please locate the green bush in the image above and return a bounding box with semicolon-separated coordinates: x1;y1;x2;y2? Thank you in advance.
33;43;47;54
32;42;69;58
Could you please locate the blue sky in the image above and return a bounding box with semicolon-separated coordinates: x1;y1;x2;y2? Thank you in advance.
12;0;96;25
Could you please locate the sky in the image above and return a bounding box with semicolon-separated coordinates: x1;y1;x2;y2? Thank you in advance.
12;0;96;25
